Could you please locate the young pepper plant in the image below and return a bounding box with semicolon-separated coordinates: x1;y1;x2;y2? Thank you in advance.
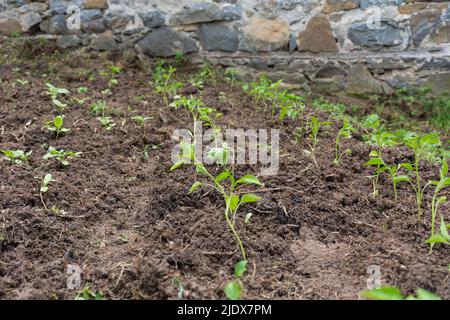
425;160;450;252
170;154;262;262
400;132;441;220
333;118;354;165
365;151;411;200
43;115;70;139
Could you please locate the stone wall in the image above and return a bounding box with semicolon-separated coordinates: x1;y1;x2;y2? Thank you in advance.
1;0;450;94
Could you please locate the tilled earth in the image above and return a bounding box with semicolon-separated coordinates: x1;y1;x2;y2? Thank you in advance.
0;40;448;299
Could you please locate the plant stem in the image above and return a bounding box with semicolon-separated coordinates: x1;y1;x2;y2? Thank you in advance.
224;202;247;261
415;154;422;221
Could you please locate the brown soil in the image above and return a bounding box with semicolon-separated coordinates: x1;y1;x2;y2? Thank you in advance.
0;39;448;300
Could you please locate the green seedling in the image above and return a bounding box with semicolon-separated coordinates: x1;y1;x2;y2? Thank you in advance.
153;60;183;108
191;63;216;88
278;92;306;123
90;100;107;117
400;131;441;220
425;160;450;251
174;51;185;67
77;87;88;94
172;277;185;300
108;64;122;74
42;115;70;138
243;75;282;110
333;118;354;165
46;83;70;112
365;151;411;200
224;68;239;88
360;287;441;300
39;173;54;210
16;79;29;86
40;173;54;193
224;260;247;300
1;149;32;165
131;115;154;128
97;116;116;131
171;150;262;262
43;147;81;166
426;215;450;250
304;116;331;168
75;285;105;300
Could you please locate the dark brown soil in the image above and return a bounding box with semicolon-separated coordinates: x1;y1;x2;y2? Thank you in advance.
0;39;448;300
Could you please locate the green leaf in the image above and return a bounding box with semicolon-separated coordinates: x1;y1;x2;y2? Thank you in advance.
365;158;384;166
440;161;448;179
369;150;379;157
54;116;63;129
224;281;242;300
234;260;247;278
195;163;208;175
188;181;203;195
439;216;450;242
169;160;185;171
414;288;441;300
239;193;261;205
393;175;411;183
228;194;240;212
360;287;404;300
425;234;449;244
215;171;231;184
236;175;262;186
401;163;414;171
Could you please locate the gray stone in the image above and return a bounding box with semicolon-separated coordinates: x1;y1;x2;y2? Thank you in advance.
288;33;297;52
57;34;81;48
360;0;403;9
20;11;42;33
420;59;450;72
104;10;133;31
40;14;70;35
426;73;450;95
138;10;165;28
49;0;83;14
137;27;198;57
315;64;347;78
410;9;441;47
28;3;48;12
199;22;238;52
80;9;105;33
346;63;393;95
90;30;119;51
348;20;403;49
170;1;241;25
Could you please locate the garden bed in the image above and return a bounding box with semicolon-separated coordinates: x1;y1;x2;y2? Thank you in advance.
0;39;448;300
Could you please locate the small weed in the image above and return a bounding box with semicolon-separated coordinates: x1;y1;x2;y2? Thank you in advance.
153;60;183;108
304;116;331;168
90;100;107;117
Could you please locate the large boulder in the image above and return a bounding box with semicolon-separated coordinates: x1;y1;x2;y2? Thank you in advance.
20;11;42;33
170;1;240;25
138;11;165;28
199;22;238;52
240;17;290;52
40;14;70;35
322;0;359;14
348;20;403;49
297;14;338;53
0;10;21;35
346;64;393;95
137;27;198;57
410;9;442;47
49;0;83;14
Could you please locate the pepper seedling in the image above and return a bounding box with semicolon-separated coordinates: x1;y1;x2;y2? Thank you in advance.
43;147;81;166
333;117;354;165
42;115;70;139
46;83;70;112
365;151;411;200
1;149;32;165
425;160;450;252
